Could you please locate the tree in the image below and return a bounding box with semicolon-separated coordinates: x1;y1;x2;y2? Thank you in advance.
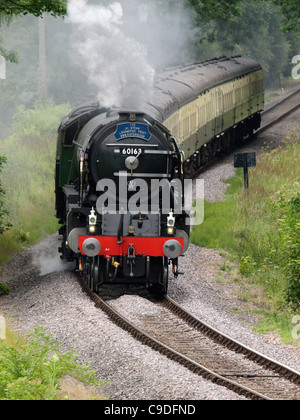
0;0;66;63
0;2;67;231
38;15;48;103
196;0;292;87
0;0;67;18
187;0;300;32
272;0;300;31
186;0;241;23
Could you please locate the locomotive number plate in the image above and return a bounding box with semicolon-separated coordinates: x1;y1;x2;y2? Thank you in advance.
122;148;143;156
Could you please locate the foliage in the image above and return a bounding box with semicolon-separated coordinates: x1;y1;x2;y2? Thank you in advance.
12;102;69;138
194;0;295;86
187;0;300;32
0;102;71;245
1;0;299;31
0;44;17;63
274;192;300;309
0;327;100;400
191;171;242;250
273;0;300;32
252;309;299;343
191;133;300;318
0;0;67;18
0;0;66;67
233;138;300;311
0;282;9;297
0;156;11;235
186;0;242;23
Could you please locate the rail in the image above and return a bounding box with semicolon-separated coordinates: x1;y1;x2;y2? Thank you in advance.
78;275;300;400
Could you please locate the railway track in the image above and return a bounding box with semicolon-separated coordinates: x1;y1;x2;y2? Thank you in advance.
78;275;300;400
77;89;300;400
257;87;300;134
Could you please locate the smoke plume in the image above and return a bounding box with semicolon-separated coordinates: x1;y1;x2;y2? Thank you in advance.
67;0;195;109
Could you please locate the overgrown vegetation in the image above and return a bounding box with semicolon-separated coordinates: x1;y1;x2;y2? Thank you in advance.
0;102;71;265
191;130;300;341
0;327;102;400
0;0;67;19
0;155;11;235
0;281;9;297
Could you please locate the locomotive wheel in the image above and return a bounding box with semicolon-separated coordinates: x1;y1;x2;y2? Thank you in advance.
85;259;92;289
94;256;106;293
85;256;103;293
161;257;169;295
91;257;99;293
149;257;169;298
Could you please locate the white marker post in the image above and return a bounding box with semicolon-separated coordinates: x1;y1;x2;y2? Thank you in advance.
0;315;6;340
0;55;6;80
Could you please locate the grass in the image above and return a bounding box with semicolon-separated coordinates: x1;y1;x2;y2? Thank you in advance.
0;327;105;400
0;102;71;267
191;169;243;250
191;128;300;344
252;310;299;343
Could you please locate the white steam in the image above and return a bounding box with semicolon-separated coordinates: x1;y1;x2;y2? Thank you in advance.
68;0;155;108
32;236;75;276
67;0;195;109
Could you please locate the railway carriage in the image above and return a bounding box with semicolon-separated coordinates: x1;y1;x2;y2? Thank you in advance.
142;56;264;176
55;56;264;295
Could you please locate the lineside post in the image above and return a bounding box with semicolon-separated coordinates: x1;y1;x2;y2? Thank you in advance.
234;152;256;190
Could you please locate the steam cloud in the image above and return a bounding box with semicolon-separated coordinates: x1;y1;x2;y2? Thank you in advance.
67;0;195;109
32;235;75;276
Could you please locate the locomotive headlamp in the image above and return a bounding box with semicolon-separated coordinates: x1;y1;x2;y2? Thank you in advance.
89;225;96;234
167;226;174;235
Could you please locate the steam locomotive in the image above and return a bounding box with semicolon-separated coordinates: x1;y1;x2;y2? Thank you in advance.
55;56;264;295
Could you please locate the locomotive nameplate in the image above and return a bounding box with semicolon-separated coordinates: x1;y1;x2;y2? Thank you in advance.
114;123;151;141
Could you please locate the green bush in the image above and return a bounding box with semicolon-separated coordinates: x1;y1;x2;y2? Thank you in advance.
0;328;100;400
274;193;300;309
0;282;9;297
11;103;70;141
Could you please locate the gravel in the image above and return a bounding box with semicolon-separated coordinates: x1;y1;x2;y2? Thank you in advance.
0;240;248;400
0;101;299;400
